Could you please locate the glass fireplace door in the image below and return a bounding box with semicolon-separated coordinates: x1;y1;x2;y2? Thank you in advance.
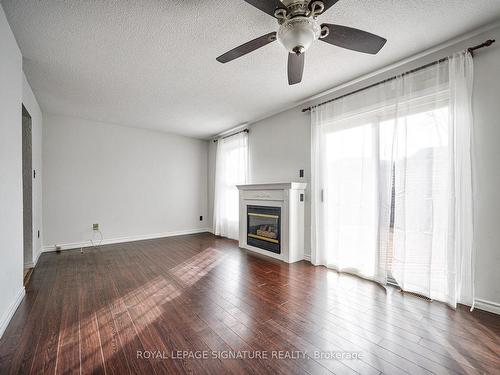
247;205;281;254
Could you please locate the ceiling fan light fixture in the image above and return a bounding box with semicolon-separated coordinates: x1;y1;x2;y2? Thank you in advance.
277;17;321;54
217;1;387;85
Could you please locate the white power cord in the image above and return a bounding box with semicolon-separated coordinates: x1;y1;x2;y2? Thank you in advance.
80;229;103;254
90;229;103;248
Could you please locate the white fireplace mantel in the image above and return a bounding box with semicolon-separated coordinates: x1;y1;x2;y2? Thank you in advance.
236;182;307;191
236;182;306;263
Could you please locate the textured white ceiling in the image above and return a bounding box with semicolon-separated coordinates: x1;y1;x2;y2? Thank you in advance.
2;0;500;138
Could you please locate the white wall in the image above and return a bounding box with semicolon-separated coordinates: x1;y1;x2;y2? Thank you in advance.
247;109;311;254
208;25;500;310
22;74;43;266
0;5;24;337
43;114;209;249
207;140;216;231
470;33;500;308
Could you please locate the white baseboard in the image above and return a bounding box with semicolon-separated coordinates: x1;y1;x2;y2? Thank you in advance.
474;298;500;315
42;228;211;252
303;253;311;261
0;287;25;339
24;249;41;269
33;248;41;266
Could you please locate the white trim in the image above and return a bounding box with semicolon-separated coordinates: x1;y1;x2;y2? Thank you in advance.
24;248;41;269
42;228;210;252
0;287;25;339
303;253;311;261
237;182;307;191
243;243;286;262
33;249;41;266
474;299;500;315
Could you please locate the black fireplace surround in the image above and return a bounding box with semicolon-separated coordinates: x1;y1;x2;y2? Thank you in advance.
247;205;281;254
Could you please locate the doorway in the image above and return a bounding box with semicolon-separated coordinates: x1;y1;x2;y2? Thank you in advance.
22;105;33;284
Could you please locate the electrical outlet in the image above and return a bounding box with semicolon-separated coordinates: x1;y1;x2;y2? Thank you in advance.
199;216;203;221
92;223;99;231
299;169;304;178
37;230;40;238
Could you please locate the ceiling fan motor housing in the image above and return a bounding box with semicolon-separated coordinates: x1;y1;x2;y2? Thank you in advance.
277;17;321;55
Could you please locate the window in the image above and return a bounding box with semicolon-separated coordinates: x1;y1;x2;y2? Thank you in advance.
213;132;248;240
312;53;474;307
322;106;449;282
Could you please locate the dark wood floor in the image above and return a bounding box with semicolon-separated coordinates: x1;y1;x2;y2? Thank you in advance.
0;233;499;374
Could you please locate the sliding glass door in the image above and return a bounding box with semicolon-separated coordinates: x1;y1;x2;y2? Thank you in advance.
390;106;451;300
312;52;474;307
323;123;381;279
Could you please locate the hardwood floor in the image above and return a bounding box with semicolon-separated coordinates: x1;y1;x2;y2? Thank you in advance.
1;233;499;374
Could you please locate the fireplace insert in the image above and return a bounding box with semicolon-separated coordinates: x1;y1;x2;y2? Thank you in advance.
247;205;281;254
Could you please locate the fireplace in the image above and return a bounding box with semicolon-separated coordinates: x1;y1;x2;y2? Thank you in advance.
237;183;306;263
247;205;281;254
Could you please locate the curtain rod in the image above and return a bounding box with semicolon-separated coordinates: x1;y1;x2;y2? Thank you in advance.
301;39;495;113
213;128;249;142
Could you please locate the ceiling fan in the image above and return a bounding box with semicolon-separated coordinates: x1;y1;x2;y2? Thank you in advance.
216;0;387;85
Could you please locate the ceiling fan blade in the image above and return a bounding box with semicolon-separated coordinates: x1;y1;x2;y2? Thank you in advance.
310;0;341;13
216;32;277;63
288;53;305;85
243;0;287;18
320;24;387;54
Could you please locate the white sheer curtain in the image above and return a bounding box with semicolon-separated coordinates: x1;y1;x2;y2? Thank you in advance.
391;52;475;307
311;82;394;284
213;132;248;240
311;51;474;308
